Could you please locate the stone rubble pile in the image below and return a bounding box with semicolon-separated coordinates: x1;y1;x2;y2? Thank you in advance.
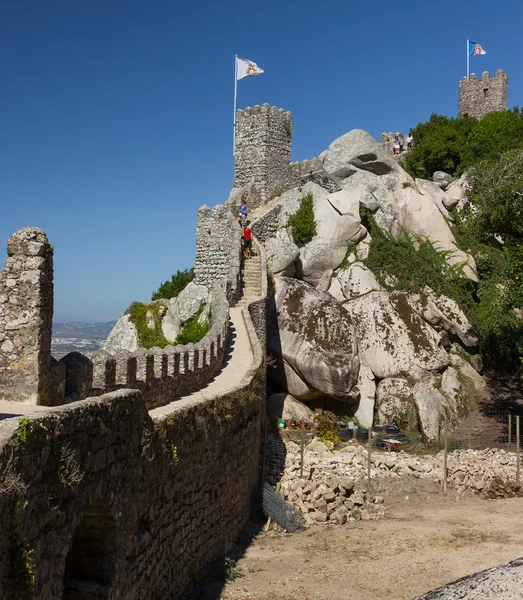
267;437;522;525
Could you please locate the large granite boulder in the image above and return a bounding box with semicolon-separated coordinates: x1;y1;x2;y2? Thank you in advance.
416;292;478;347
376;378;418;429
103;314;139;354
266;392;315;422
176;282;210;323
323;129;399;178
344;291;449;380
413;376;446;440
293;183;367;286
268;277;360;401
432;171;454;190
264;229;300;277
445;174;469;211
414;179;451;219
353;362;375;428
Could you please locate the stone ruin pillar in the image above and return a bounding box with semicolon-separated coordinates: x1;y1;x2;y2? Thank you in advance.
0;227;54;404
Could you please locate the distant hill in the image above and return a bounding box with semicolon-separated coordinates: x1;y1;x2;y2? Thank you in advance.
51;321;115;359
53;321;115;339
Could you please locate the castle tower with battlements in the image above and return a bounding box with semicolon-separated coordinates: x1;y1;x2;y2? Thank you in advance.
458;69;508;119
233;104;293;206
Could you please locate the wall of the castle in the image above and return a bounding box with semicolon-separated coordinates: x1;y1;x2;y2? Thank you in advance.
0;345;265;598
0;228;54;404
458;70;508;119
194;204;242;304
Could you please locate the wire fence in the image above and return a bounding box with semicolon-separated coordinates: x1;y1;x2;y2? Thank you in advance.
264;411;523;510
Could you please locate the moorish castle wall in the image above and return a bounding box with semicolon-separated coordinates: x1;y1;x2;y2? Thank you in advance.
0;200;267;596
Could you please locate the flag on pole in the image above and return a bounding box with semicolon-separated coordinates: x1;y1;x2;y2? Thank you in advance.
236;57;264;80
469;41;486;56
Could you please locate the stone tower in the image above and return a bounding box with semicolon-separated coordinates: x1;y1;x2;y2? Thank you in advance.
234;104;292;205
458;69;508;119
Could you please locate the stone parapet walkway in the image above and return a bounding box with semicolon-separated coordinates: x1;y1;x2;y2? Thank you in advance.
0;307;255;424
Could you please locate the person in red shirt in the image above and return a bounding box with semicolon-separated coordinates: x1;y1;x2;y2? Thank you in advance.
243;223;253;259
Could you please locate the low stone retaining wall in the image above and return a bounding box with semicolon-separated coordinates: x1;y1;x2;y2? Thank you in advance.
267;437;523;526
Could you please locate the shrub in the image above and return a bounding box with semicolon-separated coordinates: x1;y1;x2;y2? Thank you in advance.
361;211;473;311
175;303;211;345
288;193;317;243
151;268;194;301
314;411;340;446
466;148;523;241
223;557;242;582
404;113;476;178
461;108;523;169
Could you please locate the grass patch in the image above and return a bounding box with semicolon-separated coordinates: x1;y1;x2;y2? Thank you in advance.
175;303;211;345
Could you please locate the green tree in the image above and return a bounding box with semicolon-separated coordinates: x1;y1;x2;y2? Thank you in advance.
404;113;476;178
151;268;194;301
466;148;523;241
461;108;523;169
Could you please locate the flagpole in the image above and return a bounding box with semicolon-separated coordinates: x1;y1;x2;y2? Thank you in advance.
466;39;469;79
233;55;238;157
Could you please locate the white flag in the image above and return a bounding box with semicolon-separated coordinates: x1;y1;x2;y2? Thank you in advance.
236;57;264;80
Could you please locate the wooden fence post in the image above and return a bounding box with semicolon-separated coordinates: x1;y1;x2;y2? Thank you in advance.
517;416;520;488
300;420;305;480
367;427;372;489
443;414;448;493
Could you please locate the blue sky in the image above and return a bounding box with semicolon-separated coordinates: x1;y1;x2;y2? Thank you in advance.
1;0;522;322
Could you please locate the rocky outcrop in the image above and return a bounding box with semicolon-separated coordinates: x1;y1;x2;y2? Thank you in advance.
268;277;359;401
104;282;213;354
328;262;382;301
376;378;417;428
103;314;139;354
266;392;314;422
323;129;399;178
247;124;486;435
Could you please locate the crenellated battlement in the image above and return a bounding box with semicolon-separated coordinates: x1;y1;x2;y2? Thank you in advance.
458;69;508;119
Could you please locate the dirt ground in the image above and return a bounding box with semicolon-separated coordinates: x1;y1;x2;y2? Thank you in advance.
198;480;523;600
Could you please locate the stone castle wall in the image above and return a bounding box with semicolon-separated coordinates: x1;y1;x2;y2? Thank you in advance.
194;204;242;305
0;228;54;404
0;225;237;410
0;316;265;598
458;70;508;119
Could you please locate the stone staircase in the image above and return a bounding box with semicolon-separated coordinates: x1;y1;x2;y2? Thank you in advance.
238;248;262;305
